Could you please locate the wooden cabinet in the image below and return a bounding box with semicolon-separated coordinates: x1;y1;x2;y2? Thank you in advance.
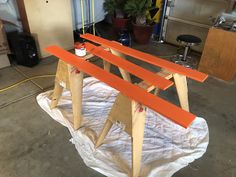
17;0;74;58
198;28;236;81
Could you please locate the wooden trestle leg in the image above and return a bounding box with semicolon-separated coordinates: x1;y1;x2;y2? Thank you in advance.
50;60;85;130
67;65;84;130
96;119;113;147
110;48;132;82
173;73;189;112
103;60;111;72
50;60;66;109
50;81;64;109
96;92;146;177
131;100;146;177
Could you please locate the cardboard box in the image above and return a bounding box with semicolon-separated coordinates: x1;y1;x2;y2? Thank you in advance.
0;20;9;55
0;54;10;69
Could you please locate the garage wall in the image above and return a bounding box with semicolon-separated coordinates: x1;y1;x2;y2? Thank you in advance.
165;0;229;52
0;0;105;32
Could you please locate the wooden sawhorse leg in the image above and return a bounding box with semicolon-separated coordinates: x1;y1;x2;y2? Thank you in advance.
50;60;67;109
131;100;146;177
50;80;64;109
146;69;189;112
110;48;132;82
103;48;132;82
96;93;146;177
50;60;84;130
103;60;111;72
173;73;189;112
67;65;84;130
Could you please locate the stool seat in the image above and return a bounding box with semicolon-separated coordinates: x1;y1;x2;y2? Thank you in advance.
172;34;202;68
177;35;202;46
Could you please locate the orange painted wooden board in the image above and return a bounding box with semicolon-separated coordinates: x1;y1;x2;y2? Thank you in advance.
45;45;196;128
85;42;173;90
81;33;208;82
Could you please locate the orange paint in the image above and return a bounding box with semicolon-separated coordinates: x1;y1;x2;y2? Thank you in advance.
45;45;196;128
81;33;208;82
85;42;173;90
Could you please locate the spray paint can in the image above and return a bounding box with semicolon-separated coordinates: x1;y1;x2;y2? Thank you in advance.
74;42;86;57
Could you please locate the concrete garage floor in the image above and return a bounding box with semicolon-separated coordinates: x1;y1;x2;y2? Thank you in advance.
0;31;236;177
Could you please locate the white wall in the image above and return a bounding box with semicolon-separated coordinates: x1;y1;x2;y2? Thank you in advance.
0;0;105;32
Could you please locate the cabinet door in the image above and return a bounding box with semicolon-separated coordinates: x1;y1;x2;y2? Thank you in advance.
23;0;74;58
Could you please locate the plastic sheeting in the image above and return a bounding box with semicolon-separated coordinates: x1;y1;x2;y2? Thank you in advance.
37;77;209;177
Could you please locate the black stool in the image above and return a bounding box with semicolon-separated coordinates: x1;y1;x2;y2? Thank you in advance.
173;34;202;68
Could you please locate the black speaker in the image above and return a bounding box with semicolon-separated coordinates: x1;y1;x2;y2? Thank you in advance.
7;32;39;67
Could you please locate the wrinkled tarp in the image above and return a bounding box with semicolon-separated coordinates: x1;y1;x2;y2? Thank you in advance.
37;77;209;177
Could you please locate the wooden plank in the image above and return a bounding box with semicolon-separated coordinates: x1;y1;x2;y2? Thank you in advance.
81;33;208;82
85;42;173;90
138;69;172;92
84;46;110;60
45;45;196;128
198;28;236;81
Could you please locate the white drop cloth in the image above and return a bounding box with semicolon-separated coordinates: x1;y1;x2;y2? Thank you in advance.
37;77;209;177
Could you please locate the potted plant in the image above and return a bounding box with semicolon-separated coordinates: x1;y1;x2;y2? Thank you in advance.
124;0;155;44
103;0;129;33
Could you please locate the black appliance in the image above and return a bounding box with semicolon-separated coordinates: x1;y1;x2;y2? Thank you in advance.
7;32;39;67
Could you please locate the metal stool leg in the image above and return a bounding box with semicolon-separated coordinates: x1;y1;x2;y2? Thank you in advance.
173;34;202;68
182;46;189;62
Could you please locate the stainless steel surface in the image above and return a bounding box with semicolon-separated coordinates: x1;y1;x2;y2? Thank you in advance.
165;20;208;52
169;0;228;25
214;16;226;27
165;0;229;52
183;46;189;61
168;16;211;29
177;37;201;47
214;12;236;31
174;60;192;68
171;54;194;68
231;22;236;31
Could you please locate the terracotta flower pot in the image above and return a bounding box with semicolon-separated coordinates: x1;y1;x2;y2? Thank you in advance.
132;23;153;44
112;17;129;33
